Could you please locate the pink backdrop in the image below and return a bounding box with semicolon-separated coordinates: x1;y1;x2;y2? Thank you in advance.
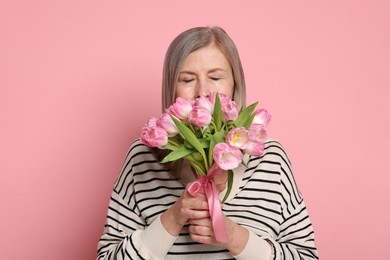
1;1;389;259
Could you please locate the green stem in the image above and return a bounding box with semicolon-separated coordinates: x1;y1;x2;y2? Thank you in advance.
189;124;196;133
211;120;217;132
168;139;180;147
202;153;209;171
200;127;206;138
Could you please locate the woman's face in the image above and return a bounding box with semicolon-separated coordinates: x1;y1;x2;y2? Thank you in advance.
175;44;234;100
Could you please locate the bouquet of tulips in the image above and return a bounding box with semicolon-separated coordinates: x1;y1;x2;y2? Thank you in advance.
141;92;271;202
140;92;270;242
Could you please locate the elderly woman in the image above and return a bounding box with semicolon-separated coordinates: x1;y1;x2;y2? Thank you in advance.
97;26;318;260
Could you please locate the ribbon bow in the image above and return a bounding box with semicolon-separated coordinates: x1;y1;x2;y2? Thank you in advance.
187;164;228;243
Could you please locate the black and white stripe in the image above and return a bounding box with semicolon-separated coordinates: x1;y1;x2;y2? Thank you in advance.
97;139;318;259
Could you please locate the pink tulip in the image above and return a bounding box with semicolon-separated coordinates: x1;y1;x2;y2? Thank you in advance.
146;117;158;127
208;92;228;104
208;92;217;105
220;96;239;122
157;113;179;137
208;93;239;121
213;143;243;170
226;127;249;149
167;97;193;120
247;124;267;143
195;96;214;114
253;109;271;127
244;141;265;157
188;106;212;127
208;92;227;105
244;124;267;156
140;126;168;148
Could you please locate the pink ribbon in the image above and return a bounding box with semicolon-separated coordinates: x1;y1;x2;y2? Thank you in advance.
187;164;228;243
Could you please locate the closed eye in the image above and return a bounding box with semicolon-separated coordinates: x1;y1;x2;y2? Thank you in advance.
183;79;194;83
211;77;221;81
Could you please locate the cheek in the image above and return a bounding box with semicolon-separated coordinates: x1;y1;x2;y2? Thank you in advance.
217;80;234;98
175;86;195;100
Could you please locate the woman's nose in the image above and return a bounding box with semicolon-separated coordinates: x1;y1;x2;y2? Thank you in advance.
196;78;211;98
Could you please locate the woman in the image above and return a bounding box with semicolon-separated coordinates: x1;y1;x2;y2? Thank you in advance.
97;26;318;259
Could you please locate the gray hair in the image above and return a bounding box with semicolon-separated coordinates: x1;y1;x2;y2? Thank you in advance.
161;26;246;111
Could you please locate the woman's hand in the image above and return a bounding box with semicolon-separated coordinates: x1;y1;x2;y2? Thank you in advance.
186;167;249;256
189;215;249;255
213;167;227;192
161;183;209;236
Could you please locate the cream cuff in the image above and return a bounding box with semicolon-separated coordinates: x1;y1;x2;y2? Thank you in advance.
234;230;272;260
139;215;178;259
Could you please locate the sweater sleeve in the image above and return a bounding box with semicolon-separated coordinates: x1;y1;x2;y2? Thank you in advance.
97;190;177;260
234;230;273;260
266;141;319;260
97;141;178;260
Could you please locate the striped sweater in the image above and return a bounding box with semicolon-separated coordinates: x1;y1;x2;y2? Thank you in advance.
97;139;318;259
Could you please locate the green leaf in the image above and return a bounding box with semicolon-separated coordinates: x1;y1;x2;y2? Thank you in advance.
185;155;206;175
208;136;216;168
213;93;223;131
184;140;194;149
242;113;256;129
199;137;211;148
161;146;193;163
235;102;258;128
203;126;212;136
171;115;206;153
192;151;203;161
221;170;234;203
240;159;249;168
161;143;179;151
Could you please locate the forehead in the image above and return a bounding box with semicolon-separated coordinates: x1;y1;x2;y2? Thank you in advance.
180;44;231;71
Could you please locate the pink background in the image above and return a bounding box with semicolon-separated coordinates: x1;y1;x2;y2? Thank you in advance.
1;1;389;259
